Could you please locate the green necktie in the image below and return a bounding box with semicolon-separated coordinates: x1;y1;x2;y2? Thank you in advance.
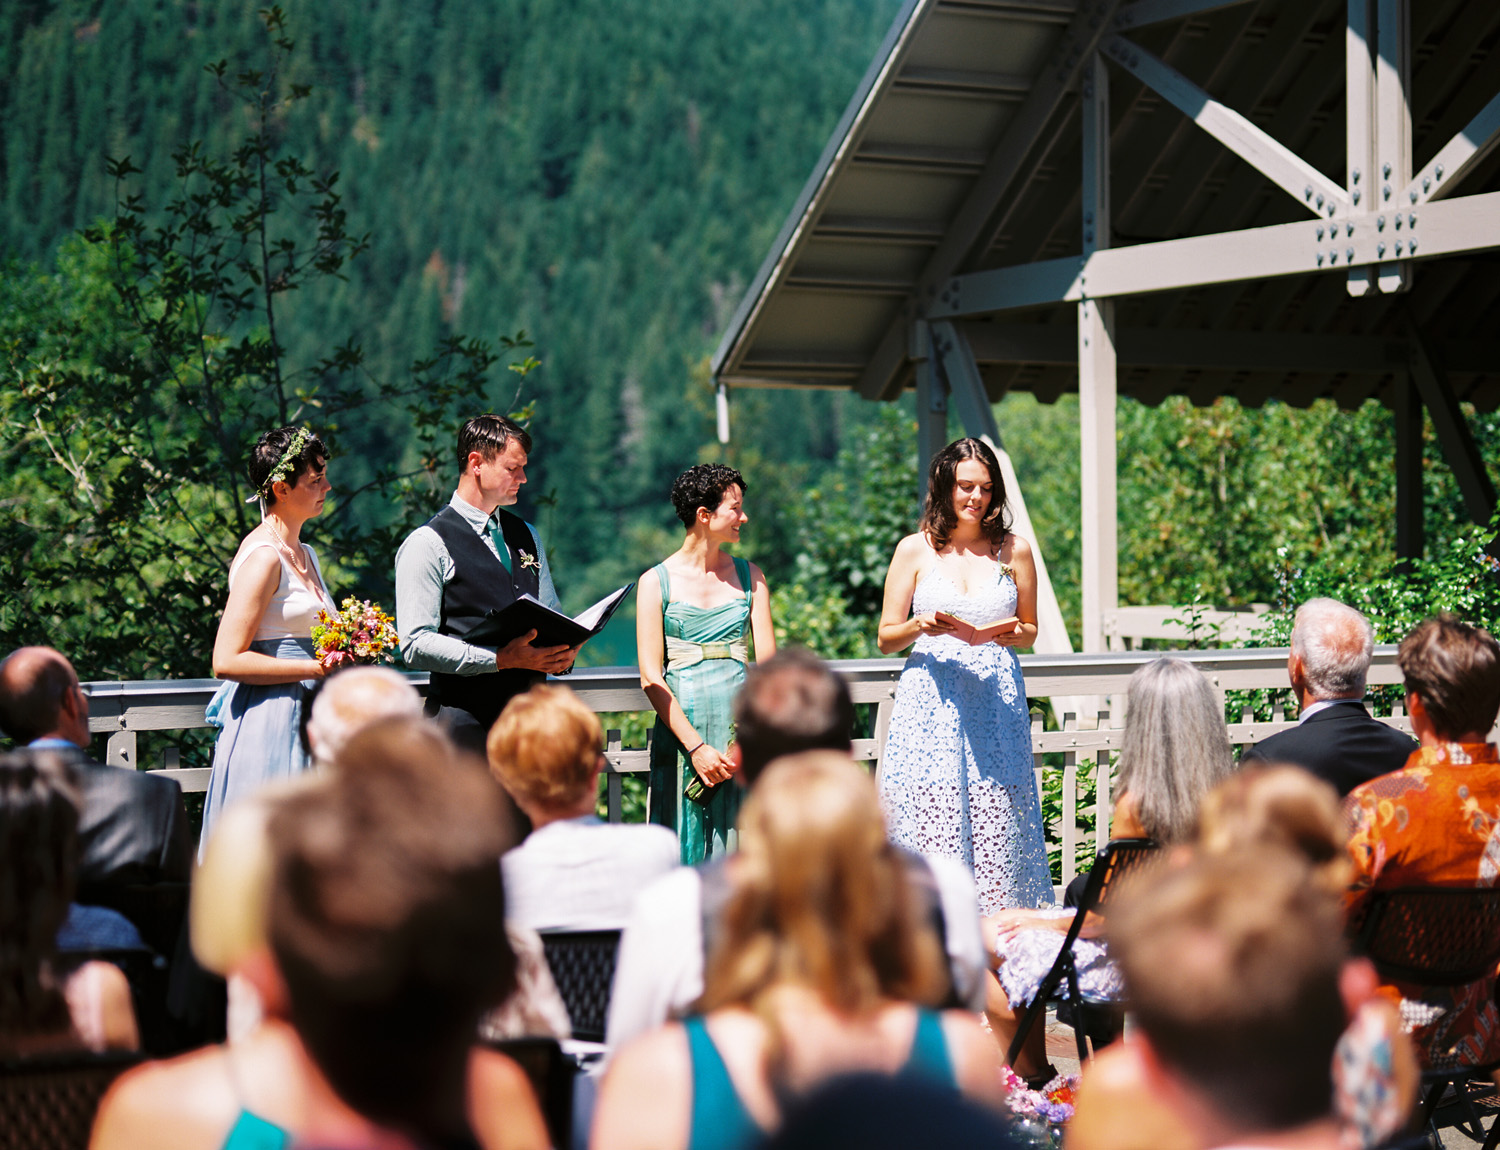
488;518;512;574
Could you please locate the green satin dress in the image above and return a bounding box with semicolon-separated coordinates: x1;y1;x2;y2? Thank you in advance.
648;557;752;865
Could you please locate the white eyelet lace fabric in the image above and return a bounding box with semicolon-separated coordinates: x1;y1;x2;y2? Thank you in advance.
878;565;1054;914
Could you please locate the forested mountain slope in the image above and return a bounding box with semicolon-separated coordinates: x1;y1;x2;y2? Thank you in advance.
1;0;902;627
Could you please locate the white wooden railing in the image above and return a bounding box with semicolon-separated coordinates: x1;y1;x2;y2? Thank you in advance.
83;647;1431;889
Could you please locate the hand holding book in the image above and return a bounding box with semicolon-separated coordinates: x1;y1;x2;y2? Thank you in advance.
933;611;1021;646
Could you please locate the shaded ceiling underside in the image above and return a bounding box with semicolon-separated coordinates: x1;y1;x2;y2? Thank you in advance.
712;0;1500;412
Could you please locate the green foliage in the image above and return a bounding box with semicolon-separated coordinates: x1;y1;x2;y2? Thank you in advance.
0;11;534;678
1039;756;1103;885
766;404;919;656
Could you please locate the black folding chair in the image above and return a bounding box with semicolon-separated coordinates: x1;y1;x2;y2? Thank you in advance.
1351;885;1500;1150
1006;838;1158;1068
538;929;621;1044
0;1050;142;1150
486;1036;574;1150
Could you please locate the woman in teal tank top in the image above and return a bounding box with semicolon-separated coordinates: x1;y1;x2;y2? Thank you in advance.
593;754;1008;1150
639;464;776;864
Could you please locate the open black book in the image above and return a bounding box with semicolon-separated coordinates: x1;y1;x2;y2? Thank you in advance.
464;583;635;650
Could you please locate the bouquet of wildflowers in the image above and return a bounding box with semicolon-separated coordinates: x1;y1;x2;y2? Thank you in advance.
312;597;399;671
1001;1065;1077;1148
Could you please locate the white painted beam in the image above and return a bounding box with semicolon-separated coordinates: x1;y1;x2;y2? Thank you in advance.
1346;0;1377;296
1079;299;1118;656
1101;35;1350;220
1114;0;1254;30
1079;51;1117;657
925;189;1500;316
1374;0;1411;292
1403;89;1500;207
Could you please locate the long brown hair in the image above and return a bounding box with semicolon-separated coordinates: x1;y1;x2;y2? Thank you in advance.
917;437;1010;552
698;752;946;1079
0;752;78;1044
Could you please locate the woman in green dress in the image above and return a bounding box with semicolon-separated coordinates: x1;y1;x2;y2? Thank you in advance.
639;464;776;864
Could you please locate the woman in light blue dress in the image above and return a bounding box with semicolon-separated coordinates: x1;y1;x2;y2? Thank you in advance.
200;426;335;857
875;437;1052;914
638;464;776;864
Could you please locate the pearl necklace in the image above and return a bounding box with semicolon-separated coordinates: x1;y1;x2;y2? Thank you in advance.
263;515;310;577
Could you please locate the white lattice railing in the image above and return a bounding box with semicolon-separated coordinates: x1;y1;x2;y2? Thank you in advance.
82;647;1427;890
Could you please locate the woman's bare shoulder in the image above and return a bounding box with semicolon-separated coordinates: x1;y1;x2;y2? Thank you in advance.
893;532;933;561
93;1046;239;1148
1000;533;1033;563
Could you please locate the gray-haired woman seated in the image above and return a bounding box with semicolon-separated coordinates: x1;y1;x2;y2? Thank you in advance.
984;657;1234;1083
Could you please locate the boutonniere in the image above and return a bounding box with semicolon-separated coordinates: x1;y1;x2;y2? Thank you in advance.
998;562;1015;581
517;550;540;573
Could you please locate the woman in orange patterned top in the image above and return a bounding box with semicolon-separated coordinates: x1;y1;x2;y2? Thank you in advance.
1344;613;1500;1070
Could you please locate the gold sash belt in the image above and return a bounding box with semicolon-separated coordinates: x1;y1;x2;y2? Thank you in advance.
665;635;749;672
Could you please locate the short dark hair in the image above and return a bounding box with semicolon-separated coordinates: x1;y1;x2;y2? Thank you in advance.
0;648;77;745
0;750;80;1040
1111;851;1347;1134
457;414;532;469
1399;614;1500;739
248;425;328;507
918;438;1010;552
670;463;746;528
733;649;855;785
268;718;516;1140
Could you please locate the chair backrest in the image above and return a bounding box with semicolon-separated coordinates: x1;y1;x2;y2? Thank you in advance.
538;929;621;1043
1084;838;1160;915
0;1050;141;1150
1352;886;1500;987
486;1037;573;1150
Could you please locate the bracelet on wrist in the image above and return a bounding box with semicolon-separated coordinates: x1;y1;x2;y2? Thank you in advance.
686;741;705;756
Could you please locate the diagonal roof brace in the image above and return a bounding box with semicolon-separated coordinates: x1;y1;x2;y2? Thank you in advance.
1402;88;1500;207
1406;320;1497;530
1101;35;1351;219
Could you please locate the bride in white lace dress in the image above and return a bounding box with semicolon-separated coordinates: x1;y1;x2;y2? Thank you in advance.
876;438;1052;914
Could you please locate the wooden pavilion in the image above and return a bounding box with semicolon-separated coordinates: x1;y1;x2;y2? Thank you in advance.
711;0;1500;652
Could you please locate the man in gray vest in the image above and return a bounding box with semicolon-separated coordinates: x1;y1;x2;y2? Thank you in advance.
395;414;577;753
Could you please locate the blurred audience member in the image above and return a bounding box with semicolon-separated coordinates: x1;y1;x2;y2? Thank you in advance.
1069;766;1418;1150
1344;614;1500;1071
488;684;676;932
1107;852;1366;1150
304;665;424;769
985;657;1232;1081
93;720;547;1150
0;647;190;908
0;750;138;1057
593;752;1004;1150
606;650;987;1049
1241;600;1416;794
765;1072;1022;1150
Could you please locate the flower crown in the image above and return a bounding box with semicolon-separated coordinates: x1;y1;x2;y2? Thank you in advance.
245;427;314;504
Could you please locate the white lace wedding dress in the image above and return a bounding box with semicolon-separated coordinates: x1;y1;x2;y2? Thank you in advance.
877;560;1053;913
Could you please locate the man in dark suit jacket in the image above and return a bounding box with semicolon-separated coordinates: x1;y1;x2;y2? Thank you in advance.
0;646;191;905
1240;599;1417;796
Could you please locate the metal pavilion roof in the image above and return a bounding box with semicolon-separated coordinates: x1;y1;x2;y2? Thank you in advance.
712;0;1500;414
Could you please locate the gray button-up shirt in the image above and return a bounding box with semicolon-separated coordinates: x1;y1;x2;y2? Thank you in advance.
394;493;560;675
